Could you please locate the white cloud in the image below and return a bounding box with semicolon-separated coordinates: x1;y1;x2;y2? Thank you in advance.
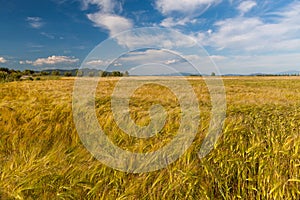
19;60;33;65
40;32;55;39
212;53;300;74
113;62;122;67
115;29;195;49
237;1;257;15
0;57;7;63
119;49;173;64
23;56;79;66
155;0;220;16
195;1;300;53
85;59;111;67
160;17;197;27
115;49;208;75
26;17;44;29
80;0;117;12
165;59;179;65
210;55;227;60
81;0;132;36
87;13;133;36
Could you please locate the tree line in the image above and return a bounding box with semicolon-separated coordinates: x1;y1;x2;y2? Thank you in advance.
0;68;129;82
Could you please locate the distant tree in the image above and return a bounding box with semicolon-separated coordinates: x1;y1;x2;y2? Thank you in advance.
64;72;72;77
0;71;8;82
41;71;50;76
124;71;129;77
9;72;22;81
0;68;10;73
76;70;83;77
112;71;122;77
52;70;60;76
27;76;34;81
98;70;104;77
102;71;108;77
23;69;35;75
88;71;95;77
0;68;26;82
211;72;216;76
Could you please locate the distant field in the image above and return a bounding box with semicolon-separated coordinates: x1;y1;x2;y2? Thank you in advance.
1;76;300;199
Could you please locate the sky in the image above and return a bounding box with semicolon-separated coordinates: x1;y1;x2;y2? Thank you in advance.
0;0;300;74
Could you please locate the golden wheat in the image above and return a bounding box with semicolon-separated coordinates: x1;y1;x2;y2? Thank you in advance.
0;77;299;199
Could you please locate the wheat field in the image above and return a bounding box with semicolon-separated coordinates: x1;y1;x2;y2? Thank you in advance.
1;76;300;199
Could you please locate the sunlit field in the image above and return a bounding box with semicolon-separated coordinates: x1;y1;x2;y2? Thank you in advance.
1;76;300;199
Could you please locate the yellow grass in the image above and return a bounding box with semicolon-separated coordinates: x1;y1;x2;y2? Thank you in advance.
1;76;300;199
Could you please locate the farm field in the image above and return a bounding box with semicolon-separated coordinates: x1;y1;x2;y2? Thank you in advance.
1;76;300;199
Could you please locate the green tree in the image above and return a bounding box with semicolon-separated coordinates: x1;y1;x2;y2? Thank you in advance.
64;72;72;77
23;69;35;75
52;70;60;76
9;73;22;81
112;71;122;77
0;71;8;82
76;70;83;77
102;71;108;77
0;68;10;73
98;70;104;77
88;71;95;77
41;71;50;76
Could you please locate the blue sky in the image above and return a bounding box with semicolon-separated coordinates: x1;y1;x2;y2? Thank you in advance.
0;0;300;74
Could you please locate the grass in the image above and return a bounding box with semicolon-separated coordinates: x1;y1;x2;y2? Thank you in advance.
0;76;300;199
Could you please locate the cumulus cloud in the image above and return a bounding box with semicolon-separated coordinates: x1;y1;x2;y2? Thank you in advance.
237;1;257;15
0;57;7;63
21;56;79;66
26;17;44;29
81;0;133;36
